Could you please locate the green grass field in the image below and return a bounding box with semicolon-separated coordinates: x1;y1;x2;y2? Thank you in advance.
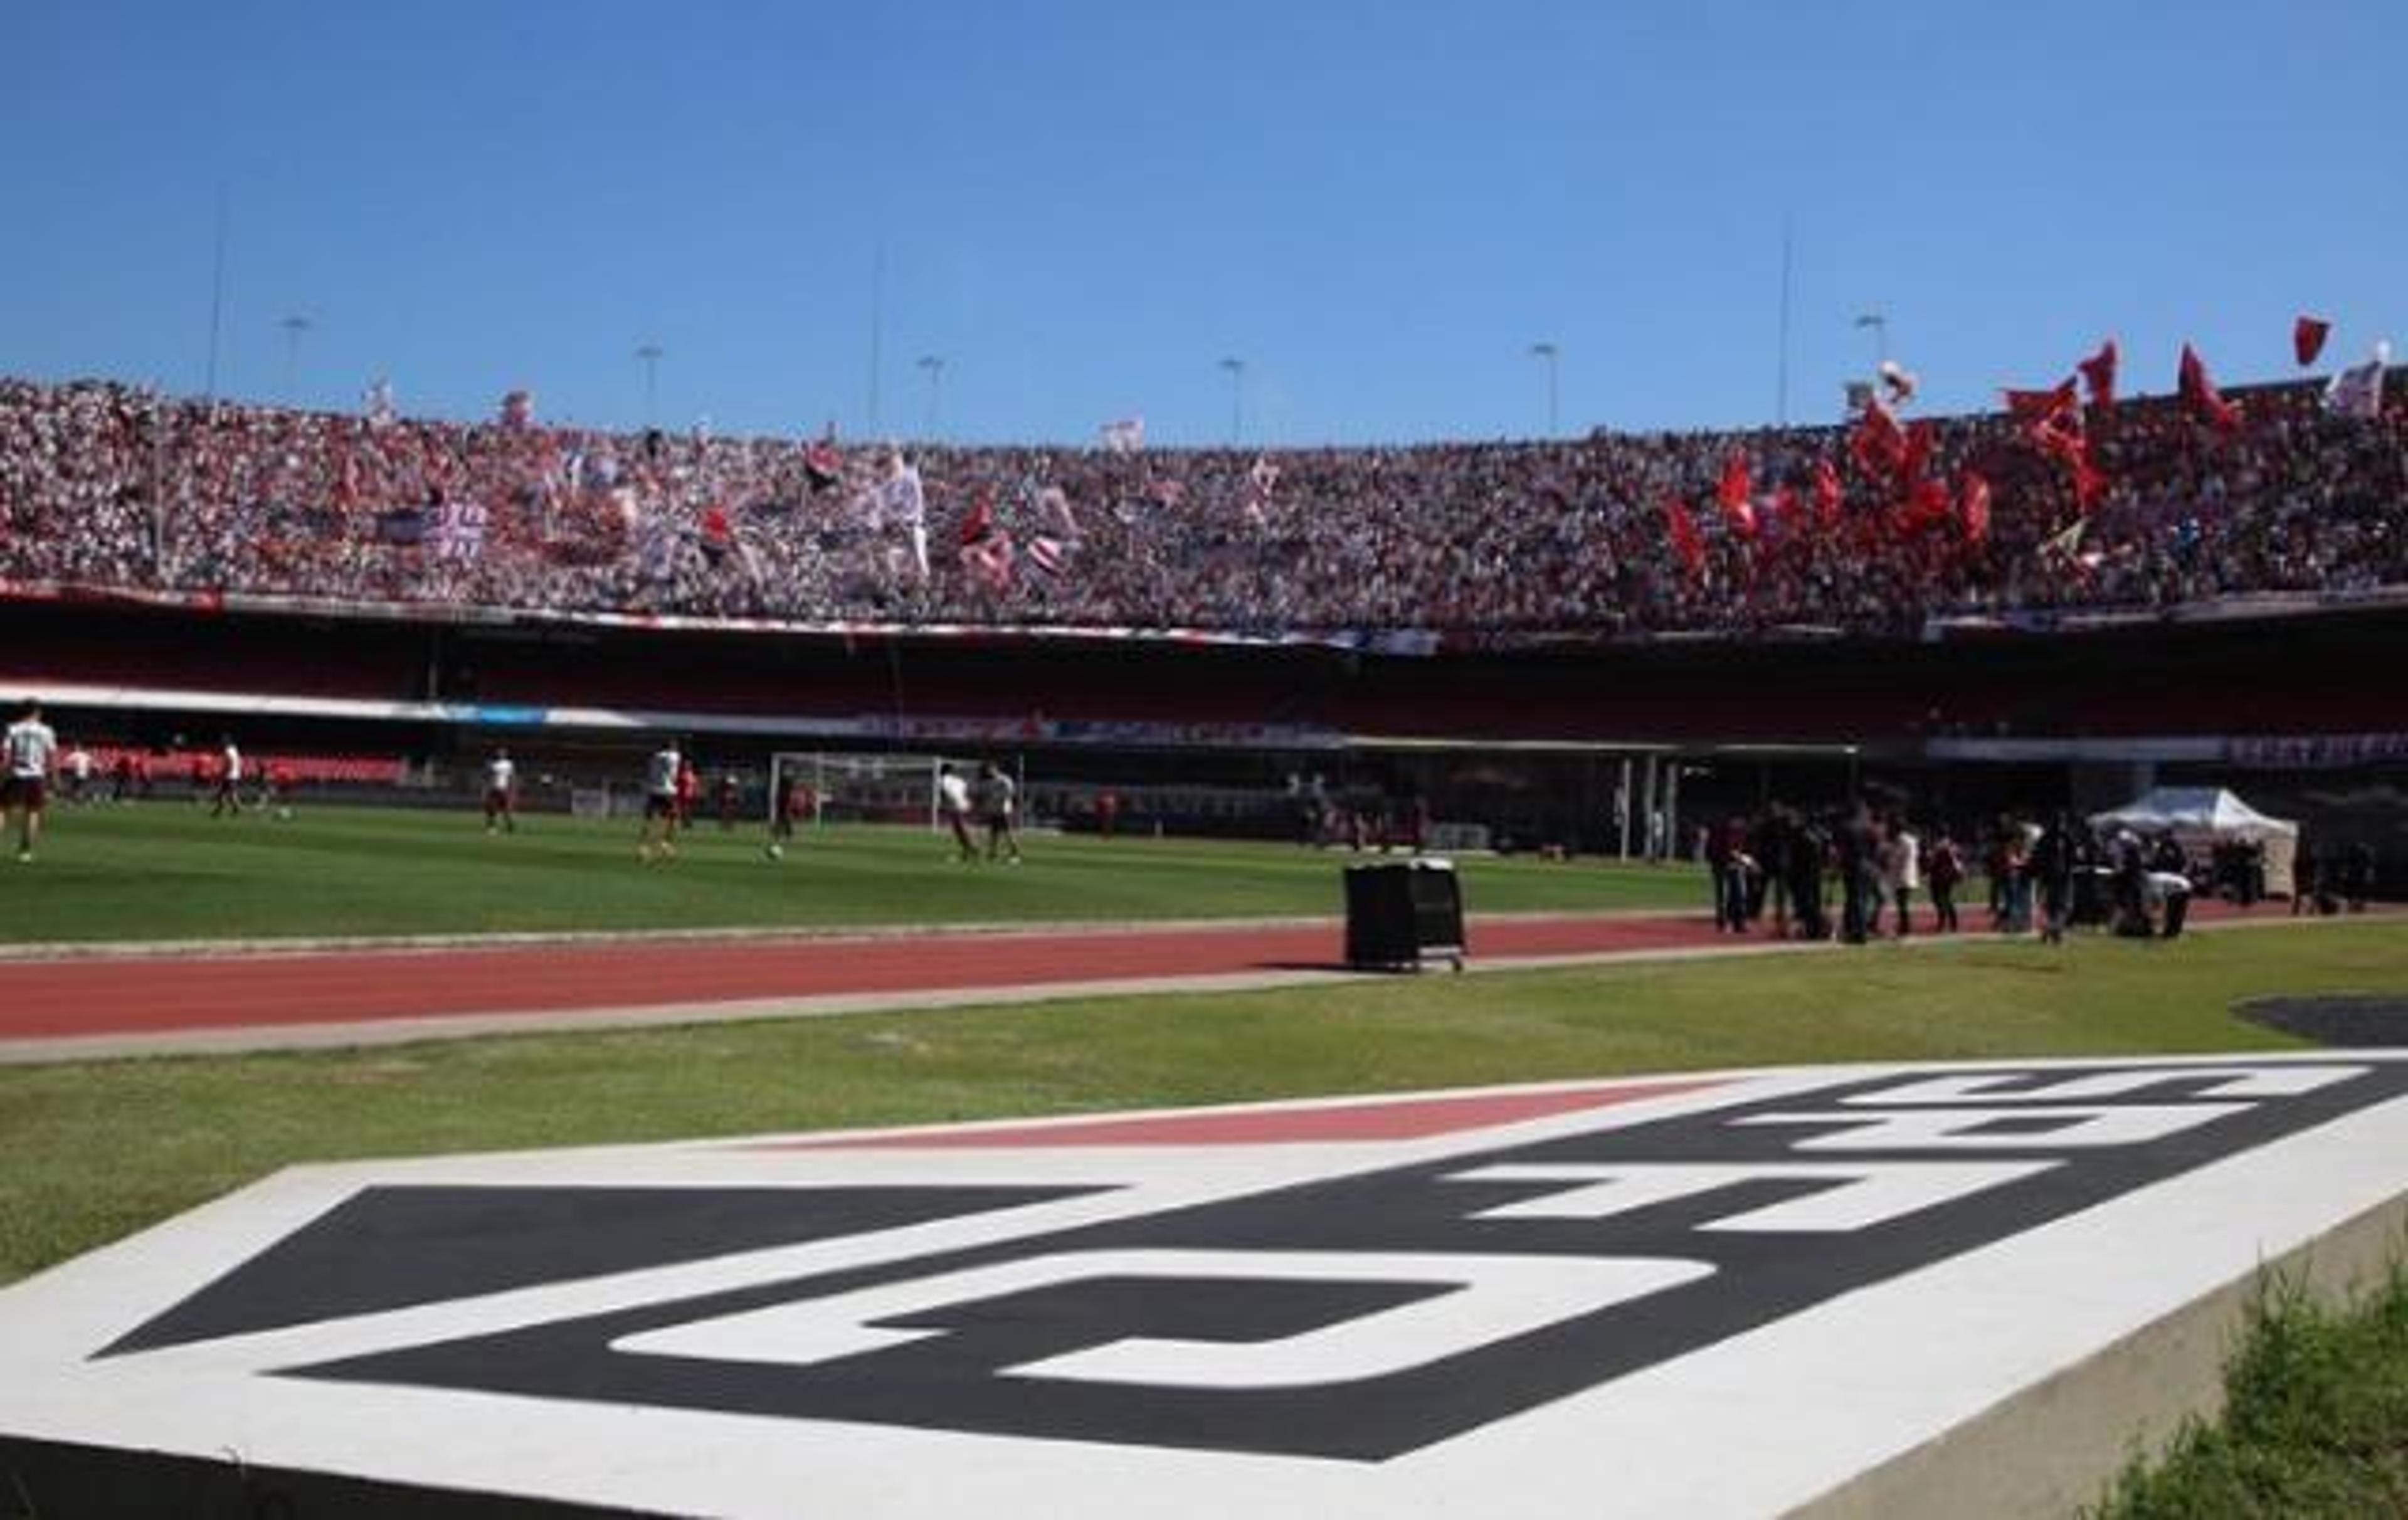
0;800;1700;944
3;804;2405;1514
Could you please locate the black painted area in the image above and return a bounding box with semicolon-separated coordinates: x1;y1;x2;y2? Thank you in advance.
0;1435;646;1519
2238;996;2408;1047
105;1183;1096;1356
273;1063;2408;1462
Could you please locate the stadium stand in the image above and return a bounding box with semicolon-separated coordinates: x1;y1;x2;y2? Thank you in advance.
1;367;2400;641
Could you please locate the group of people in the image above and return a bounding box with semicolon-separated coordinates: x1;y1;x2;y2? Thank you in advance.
1695;803;2275;944
938;761;1022;864
1;364;2400;641
1703;806;1966;944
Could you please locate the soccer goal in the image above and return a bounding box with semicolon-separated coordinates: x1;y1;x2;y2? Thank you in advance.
767;752;963;831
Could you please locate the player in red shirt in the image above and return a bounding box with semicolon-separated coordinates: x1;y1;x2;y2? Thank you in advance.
672;756;699;834
265;758;298;819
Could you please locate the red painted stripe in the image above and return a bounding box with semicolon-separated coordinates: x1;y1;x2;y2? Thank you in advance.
765;1078;1726;1149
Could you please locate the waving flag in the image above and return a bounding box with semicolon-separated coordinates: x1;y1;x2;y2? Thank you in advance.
433;500;488;562
2004;379;2078;424
1849;400;1906;478
1958;471;1992;544
2178;344;2242;431
1662;497;1705;578
1099;417;1146;454
2294;315;2331;368
1716;451;1751;510
2078;339;2118;410
1812;458;1843;530
1036;484;1079;541
2325;342;2390;420
1877;359;1919;407
956;493;994;547
1028;534;1070;578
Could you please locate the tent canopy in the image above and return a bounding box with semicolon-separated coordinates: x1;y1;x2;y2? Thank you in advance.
2089;787;2298;840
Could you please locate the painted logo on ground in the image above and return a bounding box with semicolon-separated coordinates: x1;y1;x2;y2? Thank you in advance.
6;1057;2408;1518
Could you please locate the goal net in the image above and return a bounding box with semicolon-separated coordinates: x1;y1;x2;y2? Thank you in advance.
767;752;961;831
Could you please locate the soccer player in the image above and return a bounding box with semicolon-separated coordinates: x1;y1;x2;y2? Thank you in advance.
673;754;699;834
209;735;246;818
265;757;298;819
483;747;519;834
936;762;977;863
766;773;813;857
639;737;682;861
4;699;58;862
60;740;92;806
978;760;1023;864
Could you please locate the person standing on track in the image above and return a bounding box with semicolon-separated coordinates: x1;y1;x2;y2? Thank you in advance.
639;737;683;862
4;699;59;862
978;760;1023;864
483;747;519;834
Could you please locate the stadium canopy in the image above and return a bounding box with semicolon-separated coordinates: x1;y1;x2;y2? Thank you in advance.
2090;786;2298;887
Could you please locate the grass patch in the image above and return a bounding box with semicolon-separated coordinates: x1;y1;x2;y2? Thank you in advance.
2091;1259;2408;1517
0;803;1698;944
4;919;2403;1285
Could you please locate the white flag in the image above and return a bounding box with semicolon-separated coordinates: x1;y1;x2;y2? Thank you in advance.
434;500;488;562
878;460;927;527
1099;416;1145;454
2325;343;2390;421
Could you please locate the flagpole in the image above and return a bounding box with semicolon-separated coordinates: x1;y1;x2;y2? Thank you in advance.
1775;217;1793;426
867;242;885;437
203;184;228;404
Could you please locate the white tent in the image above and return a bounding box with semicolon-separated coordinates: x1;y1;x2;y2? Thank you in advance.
2089;787;2298;890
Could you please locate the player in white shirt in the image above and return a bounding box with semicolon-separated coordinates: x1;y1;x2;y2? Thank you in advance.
937;763;977;862
210;736;245;818
4;699;60;862
60;741;92;806
483;747;519;835
638;739;682;861
977;761;1023;863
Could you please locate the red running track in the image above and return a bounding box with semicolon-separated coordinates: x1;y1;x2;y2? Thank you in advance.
0;914;1735;1043
0;899;2303;1049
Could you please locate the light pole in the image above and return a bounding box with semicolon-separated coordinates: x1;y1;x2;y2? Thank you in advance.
633;342;664;426
278;314;312;403
1528;342;1559;436
916;354;946;441
1218;356;1245;445
1853;312;1888;372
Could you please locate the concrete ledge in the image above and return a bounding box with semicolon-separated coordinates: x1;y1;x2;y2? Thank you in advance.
1791;1191;2408;1519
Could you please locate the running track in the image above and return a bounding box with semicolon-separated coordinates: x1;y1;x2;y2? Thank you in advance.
0;900;2316;1060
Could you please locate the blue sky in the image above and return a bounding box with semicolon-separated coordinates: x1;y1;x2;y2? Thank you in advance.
4;1;2400;445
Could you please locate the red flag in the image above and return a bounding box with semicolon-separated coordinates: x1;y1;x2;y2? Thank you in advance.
1812;458;1842;529
1716;451;1751;512
2071;455;2106;511
1849;401;1906;477
2294;315;2330;367
1770;483;1804;534
956;493;993;547
2178;344;2242;431
2003;379;2078;424
1662;497;1704;577
1894;477;1951;539
2078;339;2118;410
1897;420;1936;488
1958;471;1992;544
2029;411;2106;514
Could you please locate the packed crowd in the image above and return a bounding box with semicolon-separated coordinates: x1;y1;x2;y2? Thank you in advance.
0;367;2399;638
